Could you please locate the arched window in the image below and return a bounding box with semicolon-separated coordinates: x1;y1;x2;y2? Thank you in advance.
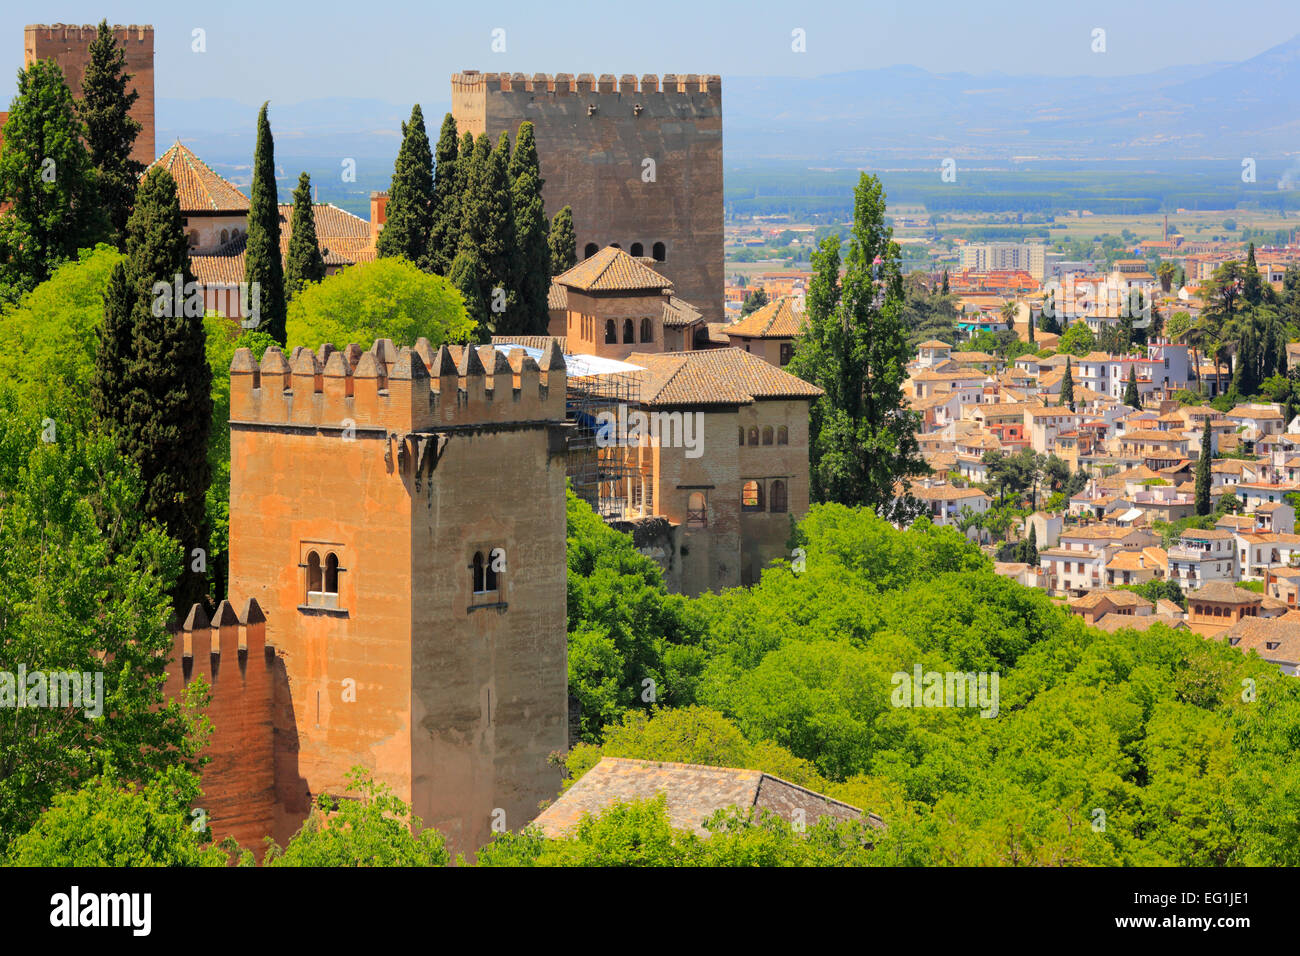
631;242;644;257
485;548;500;592
472;551;486;594
770;480;788;513
748;427;759;446
220;229;229;244
640;318;652;343
584;242;598;259
762;426;774;446
325;552;339;594
652;241;666;261
687;491;707;527
742;480;763;512
623;319;634;344
307;551;322;595
605;320;617;344
777;426;789;445
738;427;745;446
611;242;622;249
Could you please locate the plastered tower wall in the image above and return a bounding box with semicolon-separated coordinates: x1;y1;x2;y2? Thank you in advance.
226;338;569;856
25;24;155;168
453;72;723;322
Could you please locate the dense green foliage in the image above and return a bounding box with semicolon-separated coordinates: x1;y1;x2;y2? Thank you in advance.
0;59;105;301
244;104;287;343
787;174;928;519
427;113;461;275
92;168;213;612
284;172;326;298
79;20;144;247
509;122;551;335
376;104;434;269
285;257;475;351
266;769;449;866
548;205;577;275
5;768;226;866
0;390;206;849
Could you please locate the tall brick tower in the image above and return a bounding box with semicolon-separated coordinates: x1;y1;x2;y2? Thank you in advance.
25;23;155;167
226;338;570;855
452;72;723;323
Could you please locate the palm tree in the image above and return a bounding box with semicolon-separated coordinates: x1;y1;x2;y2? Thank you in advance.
1212;337;1233;399
1180;321;1209;396
1156;261;1176;293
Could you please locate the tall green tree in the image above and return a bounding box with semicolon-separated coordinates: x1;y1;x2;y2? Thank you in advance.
509;121;551;335
244;103;287;343
454;132;519;336
1059;358;1074;409
284;172;325;299
0;59;105;300
1195;424;1212;516
376;104;434;269
786;173;928;520
1124;364;1140;409
79;20;145;247
549;205;577;275
92;167;213;612
427;113;461;275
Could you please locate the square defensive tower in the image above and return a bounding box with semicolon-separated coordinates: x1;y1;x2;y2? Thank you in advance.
452;71;723;323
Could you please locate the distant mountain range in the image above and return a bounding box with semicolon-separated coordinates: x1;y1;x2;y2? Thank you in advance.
158;34;1300;172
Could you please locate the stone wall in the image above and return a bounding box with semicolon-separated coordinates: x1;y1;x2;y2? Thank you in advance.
26;24;154;167
452;72;723;323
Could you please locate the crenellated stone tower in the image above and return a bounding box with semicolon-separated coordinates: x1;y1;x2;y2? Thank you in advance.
452;71;723;323
221;337;570;855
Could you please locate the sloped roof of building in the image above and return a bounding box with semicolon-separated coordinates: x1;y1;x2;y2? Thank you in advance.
623;347;822;407
491;335;569;353
727;296;806;338
909;483;990;501
918;339;951;349
148;141;250;213
1190;580;1260;605
1222;615;1300;664
191;201;373;284
1094;612;1187;633
555;246;673;293
531;757;878;838
1071;590;1153;611
548;282;569;311
663;295;705;328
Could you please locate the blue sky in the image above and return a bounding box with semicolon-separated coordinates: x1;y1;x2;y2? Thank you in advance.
2;0;1297;106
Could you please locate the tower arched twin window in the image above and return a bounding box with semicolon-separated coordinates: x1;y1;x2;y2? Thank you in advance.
305;548;341;607
472;549;504;595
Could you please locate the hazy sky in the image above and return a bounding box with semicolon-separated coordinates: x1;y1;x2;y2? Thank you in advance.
2;0;1297;106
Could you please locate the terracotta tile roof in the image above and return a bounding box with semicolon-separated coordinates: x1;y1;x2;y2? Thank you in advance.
1189;580;1260;605
191;201;373;285
1071;590;1153;611
1222;616;1300;665
663;295;704;328
704;322;733;345
1094;612;1187;632
148;142;249;213
555;246;673;293
531;757;877;838
624;348;823;407
548;283;569;311
917;339;951;349
491;335;569;353
726;296;806;338
909;483;989;501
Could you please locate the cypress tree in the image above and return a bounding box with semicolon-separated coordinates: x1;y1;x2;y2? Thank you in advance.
92;167;212;611
1124;364;1140;409
1028;304;1035;343
456;132;518;335
1194;424;1212;516
510;121;551;335
784;173;928;518
549;205;577;275
376;104;434;268
284;172;325;299
0;59;105;298
941;269;949;295
244;103;286;342
448;244;490;339
79;19;144;247
427;113;461;275
1059;358;1074;409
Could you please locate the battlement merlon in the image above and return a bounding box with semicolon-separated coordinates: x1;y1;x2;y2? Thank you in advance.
164;598;268;692
25;23;153;43
451;71;721;96
229;338;566;433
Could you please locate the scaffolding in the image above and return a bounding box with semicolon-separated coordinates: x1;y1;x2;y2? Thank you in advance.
566;368;642;520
